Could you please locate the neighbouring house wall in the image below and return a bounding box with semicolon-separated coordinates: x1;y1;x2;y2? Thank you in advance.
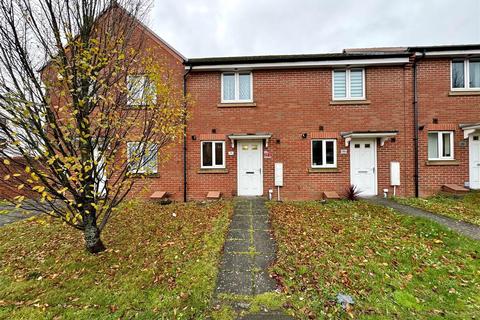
416;58;480;196
186;65;416;200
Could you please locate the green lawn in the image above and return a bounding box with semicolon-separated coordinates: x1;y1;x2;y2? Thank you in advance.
394;192;480;226
268;200;480;319
0;200;232;319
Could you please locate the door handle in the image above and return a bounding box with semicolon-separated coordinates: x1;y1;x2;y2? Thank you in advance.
246;171;254;174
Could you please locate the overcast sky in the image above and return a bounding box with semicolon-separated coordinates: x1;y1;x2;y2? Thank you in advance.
149;0;480;58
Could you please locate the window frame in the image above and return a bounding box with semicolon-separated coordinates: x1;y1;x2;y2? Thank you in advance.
427;131;455;161
126;142;158;174
221;72;253;103
311;139;337;168
200;140;226;169
126;74;157;107
332;68;366;101
450;58;480;91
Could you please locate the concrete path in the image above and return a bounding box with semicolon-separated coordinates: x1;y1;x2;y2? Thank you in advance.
215;197;295;319
0;202;42;227
366;197;480;241
216;197;277;295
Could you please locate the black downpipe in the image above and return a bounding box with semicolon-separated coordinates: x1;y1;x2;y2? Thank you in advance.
183;65;193;202
413;51;426;198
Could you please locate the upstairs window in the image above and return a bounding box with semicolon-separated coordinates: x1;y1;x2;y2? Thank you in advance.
127;142;158;174
311;139;337;168
201;141;225;169
428;131;454;160
333;68;365;100
221;72;252;103
127;75;156;106
451;59;480;90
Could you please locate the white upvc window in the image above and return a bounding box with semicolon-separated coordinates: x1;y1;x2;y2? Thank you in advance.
127;142;158;174
332;68;365;100
451;58;480;90
201;141;225;169
127;75;157;106
221;72;253;103
428;131;454;160
311;139;337;168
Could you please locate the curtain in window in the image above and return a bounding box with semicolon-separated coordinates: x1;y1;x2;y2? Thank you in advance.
223;74;235;100
452;61;465;88
127;142;158;173
428;133;439;159
350;69;363;97
333;71;347;98
442;133;451;157
469;59;480;88
239;73;251;100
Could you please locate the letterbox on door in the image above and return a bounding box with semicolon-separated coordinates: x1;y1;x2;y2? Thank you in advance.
275;163;283;187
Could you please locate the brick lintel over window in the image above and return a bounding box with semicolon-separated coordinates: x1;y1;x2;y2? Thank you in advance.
310;132;339;139
425;124;457;131
199;134;226;141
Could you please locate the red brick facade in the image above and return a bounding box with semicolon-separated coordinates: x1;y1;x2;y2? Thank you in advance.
1;19;479;201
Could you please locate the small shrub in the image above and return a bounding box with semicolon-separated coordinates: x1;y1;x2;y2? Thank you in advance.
344;185;361;201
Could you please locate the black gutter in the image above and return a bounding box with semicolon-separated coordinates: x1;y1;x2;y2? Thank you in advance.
413;50;426;198
183;65;193;202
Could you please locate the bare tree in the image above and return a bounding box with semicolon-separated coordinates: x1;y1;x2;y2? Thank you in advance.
0;0;186;253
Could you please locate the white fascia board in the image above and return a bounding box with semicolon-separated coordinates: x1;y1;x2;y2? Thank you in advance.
417;50;480;57
187;57;410;71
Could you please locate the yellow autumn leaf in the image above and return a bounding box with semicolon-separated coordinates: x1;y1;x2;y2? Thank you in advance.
3;159;10;165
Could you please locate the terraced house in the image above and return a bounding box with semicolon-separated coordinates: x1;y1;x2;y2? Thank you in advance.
2;19;480;202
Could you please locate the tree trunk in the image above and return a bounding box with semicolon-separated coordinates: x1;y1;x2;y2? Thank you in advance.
83;214;106;254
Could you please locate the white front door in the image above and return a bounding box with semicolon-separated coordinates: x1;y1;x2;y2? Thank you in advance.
470;133;480;189
350;139;377;196
237;140;263;196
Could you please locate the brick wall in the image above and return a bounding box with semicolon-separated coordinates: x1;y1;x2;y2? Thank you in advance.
186;65;416;200
416;58;480;196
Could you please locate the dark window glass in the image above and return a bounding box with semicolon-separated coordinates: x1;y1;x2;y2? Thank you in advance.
215;142;223;166
325;141;335;164
474;136;479;141
365;144;370;148
354;144;360;148
312;141;323;166
202;142;212;167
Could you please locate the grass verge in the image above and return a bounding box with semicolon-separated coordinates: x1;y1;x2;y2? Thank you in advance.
394;192;480;226
268;200;480;319
0;200;232;319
